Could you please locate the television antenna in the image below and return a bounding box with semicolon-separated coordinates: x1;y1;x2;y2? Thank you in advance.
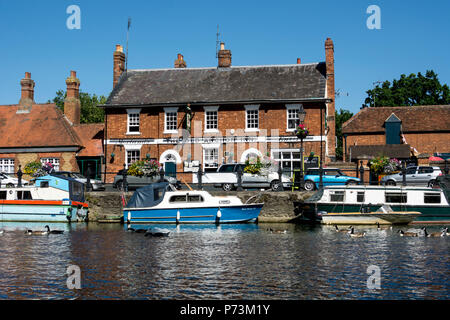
126;17;131;72
215;24;221;58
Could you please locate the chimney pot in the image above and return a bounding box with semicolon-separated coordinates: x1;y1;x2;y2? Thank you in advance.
115;44;123;53
25;72;31;79
297;58;301;64
174;53;187;68
70;70;77;78
220;42;225;50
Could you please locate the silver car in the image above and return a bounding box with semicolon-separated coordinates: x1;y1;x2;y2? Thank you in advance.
381;166;442;187
52;171;105;191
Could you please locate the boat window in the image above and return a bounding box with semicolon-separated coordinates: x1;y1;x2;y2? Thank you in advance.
357;192;365;202
188;195;204;202
424;193;441;204
40;181;49;188
0;191;6;200
169;195;187;203
385;192;407;203
154;189;163;201
330;191;345;202
71;182;83;197
17;191;32;200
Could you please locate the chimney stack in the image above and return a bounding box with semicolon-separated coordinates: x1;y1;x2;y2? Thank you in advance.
113;44;126;88
64;70;81;125
218;42;232;68
174;53;187;68
19;72;35;109
297;58;301;64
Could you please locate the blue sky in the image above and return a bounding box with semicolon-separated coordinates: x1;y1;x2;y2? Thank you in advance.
1;0;449;115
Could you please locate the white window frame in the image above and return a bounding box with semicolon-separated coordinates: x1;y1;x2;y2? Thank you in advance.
40;158;60;171
270;149;301;177
0;158;15;174
126;108;141;135
164;107;178;134
124;144;143;168
245;104;260;132
286;104;303;132
202;145;220;170
126;150;141;168
204;106;219;133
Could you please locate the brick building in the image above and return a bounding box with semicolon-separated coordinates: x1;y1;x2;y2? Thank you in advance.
101;40;337;183
0;71;104;179
342;105;450;164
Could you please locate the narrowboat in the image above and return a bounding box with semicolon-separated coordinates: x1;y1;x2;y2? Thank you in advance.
294;174;450;225
123;182;263;224
0;175;88;222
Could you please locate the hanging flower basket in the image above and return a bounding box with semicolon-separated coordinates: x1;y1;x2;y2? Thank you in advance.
23;161;54;177
295;124;309;139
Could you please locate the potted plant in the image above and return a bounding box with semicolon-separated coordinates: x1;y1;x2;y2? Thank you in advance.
295;124;309;139
127;159;160;177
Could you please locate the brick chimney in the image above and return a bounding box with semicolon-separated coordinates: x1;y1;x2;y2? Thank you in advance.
218;42;232;68
325;37;336;162
113;44;126;88
174;53;187;68
19;72;35;109
64;70;81;125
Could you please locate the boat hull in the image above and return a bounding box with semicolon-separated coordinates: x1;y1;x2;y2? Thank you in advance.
123;204;263;224
0;200;88;222
320;211;421;225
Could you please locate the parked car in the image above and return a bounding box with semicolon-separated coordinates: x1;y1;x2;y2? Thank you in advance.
203;163;292;191
52;171;105;191
113;170;181;190
0;172;29;187
380;166;442;187
303;168;360;191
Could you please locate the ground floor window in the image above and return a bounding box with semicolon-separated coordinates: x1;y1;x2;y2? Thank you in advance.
126;150;140;168
271;149;301;176
0;159;15;174
203;148;219;171
40;158;60;171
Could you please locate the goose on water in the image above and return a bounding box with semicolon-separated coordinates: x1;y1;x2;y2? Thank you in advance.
348;227;365;238
25;225;64;235
443;227;449;236
268;228;288;234
398;230;418;237
376;222;392;231
422;227;445;238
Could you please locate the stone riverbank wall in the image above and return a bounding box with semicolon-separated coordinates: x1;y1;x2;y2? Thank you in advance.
85;190;314;223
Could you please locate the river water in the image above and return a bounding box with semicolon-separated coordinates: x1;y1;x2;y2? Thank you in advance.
0;222;448;300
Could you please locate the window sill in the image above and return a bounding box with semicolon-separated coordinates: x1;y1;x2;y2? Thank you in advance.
244;128;260;133
163;130;178;135
204;129;219;134
126;132;141;135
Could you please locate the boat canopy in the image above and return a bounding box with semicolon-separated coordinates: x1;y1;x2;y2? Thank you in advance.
437;174;450;204
125;182;169;209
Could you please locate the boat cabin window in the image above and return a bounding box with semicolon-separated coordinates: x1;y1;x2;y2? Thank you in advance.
357;192;365;203
169;195;187;203
330;191;345;202
385;192;407;203
17;191;32;200
154;189;163;201
187;195;204;202
40;181;49;188
424;193;441;204
0;191;6;200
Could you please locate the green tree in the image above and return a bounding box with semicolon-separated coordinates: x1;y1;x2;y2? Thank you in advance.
335;108;353;161
49;90;106;123
364;70;450;107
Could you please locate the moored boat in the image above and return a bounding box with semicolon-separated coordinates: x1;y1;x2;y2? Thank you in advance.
123;182;264;224
294;174;450;225
0;175;88;222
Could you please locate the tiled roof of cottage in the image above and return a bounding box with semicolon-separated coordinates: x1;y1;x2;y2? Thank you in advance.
105;63;327;106
0;103;82;149
343;105;450;134
72;123;104;157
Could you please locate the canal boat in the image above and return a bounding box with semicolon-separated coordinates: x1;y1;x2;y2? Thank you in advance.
0;175;88;222
294;174;450;225
123;182;264;224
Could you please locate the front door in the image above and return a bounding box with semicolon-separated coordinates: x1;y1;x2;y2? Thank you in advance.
165;162;176;178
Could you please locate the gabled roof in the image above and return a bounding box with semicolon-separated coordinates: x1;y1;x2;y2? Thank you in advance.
72;123;104;157
0;103;82;149
104;63;327;106
343;105;450;134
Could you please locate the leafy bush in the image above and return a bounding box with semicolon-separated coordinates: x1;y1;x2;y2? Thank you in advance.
127;159;160;177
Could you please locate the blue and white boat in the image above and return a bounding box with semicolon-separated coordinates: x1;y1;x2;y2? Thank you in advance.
123;182;264;224
0;175;89;222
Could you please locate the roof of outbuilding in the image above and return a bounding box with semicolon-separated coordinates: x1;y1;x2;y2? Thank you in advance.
343;105;450;134
72;123;104;157
104;63;327;106
0;103;82;149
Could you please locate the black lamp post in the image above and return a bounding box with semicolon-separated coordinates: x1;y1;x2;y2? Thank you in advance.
295;109;307;190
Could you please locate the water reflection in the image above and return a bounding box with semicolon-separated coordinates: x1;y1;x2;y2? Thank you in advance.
0;222;448;299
